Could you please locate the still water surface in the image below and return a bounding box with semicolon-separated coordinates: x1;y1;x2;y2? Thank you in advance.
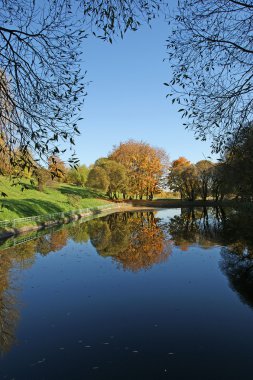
1;208;253;379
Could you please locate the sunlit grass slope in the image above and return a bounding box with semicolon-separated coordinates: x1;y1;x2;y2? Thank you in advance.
0;177;110;220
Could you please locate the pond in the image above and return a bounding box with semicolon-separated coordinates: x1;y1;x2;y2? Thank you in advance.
1;207;253;379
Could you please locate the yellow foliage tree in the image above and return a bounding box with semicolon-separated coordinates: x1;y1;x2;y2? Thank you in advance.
109;140;169;199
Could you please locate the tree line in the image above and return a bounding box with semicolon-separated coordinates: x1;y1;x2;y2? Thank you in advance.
0;139;169;199
87;140;169;200
0;129;252;202
87;127;253;202
169;127;253;202
170;121;253;202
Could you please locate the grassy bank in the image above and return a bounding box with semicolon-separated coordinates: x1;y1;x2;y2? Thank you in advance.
0;176;111;221
0;176;246;224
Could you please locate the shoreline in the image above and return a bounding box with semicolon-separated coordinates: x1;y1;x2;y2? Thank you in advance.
0;204;156;241
0;199;248;241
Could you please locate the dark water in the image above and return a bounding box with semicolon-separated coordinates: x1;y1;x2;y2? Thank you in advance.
1;207;253;379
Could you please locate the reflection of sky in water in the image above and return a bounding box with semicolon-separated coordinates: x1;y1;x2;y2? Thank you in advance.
156;208;181;219
0;208;253;380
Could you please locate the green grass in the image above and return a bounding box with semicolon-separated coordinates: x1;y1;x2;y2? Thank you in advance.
0;177;111;221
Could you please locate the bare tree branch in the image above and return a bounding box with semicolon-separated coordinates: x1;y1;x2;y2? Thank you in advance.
166;0;253;152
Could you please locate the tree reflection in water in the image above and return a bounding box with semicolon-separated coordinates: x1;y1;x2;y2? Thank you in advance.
0;214;171;353
0;229;69;354
168;207;253;308
168;207;225;250
0;249;19;354
0;240;38;354
0;207;253;353
88;212;172;271
220;248;253;308
219;210;253;308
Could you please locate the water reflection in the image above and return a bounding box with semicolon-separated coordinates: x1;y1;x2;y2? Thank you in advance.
0;229;70;354
0;212;171;353
0;207;253;356
168;207;253;253
168;207;224;250
221;248;253;308
218;209;253;308
0;249;19;354
168;207;253;309
88;212;172;271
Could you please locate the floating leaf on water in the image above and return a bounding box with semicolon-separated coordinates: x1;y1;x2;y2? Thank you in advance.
30;358;46;366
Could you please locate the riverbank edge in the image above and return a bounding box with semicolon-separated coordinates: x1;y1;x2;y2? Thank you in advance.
123;199;228;208
0;204;156;240
0;199;246;240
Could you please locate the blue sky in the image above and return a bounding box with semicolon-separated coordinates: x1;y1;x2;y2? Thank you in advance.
75;16;216;166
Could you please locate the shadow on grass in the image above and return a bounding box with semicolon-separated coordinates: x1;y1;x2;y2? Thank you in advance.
2;198;63;218
59;186;108;199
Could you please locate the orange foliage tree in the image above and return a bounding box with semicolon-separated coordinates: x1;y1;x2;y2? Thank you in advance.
109;140;169;199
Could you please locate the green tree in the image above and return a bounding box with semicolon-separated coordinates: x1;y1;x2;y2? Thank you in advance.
95;158;128;199
86;158;128;199
67;165;89;187
86;166;109;192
